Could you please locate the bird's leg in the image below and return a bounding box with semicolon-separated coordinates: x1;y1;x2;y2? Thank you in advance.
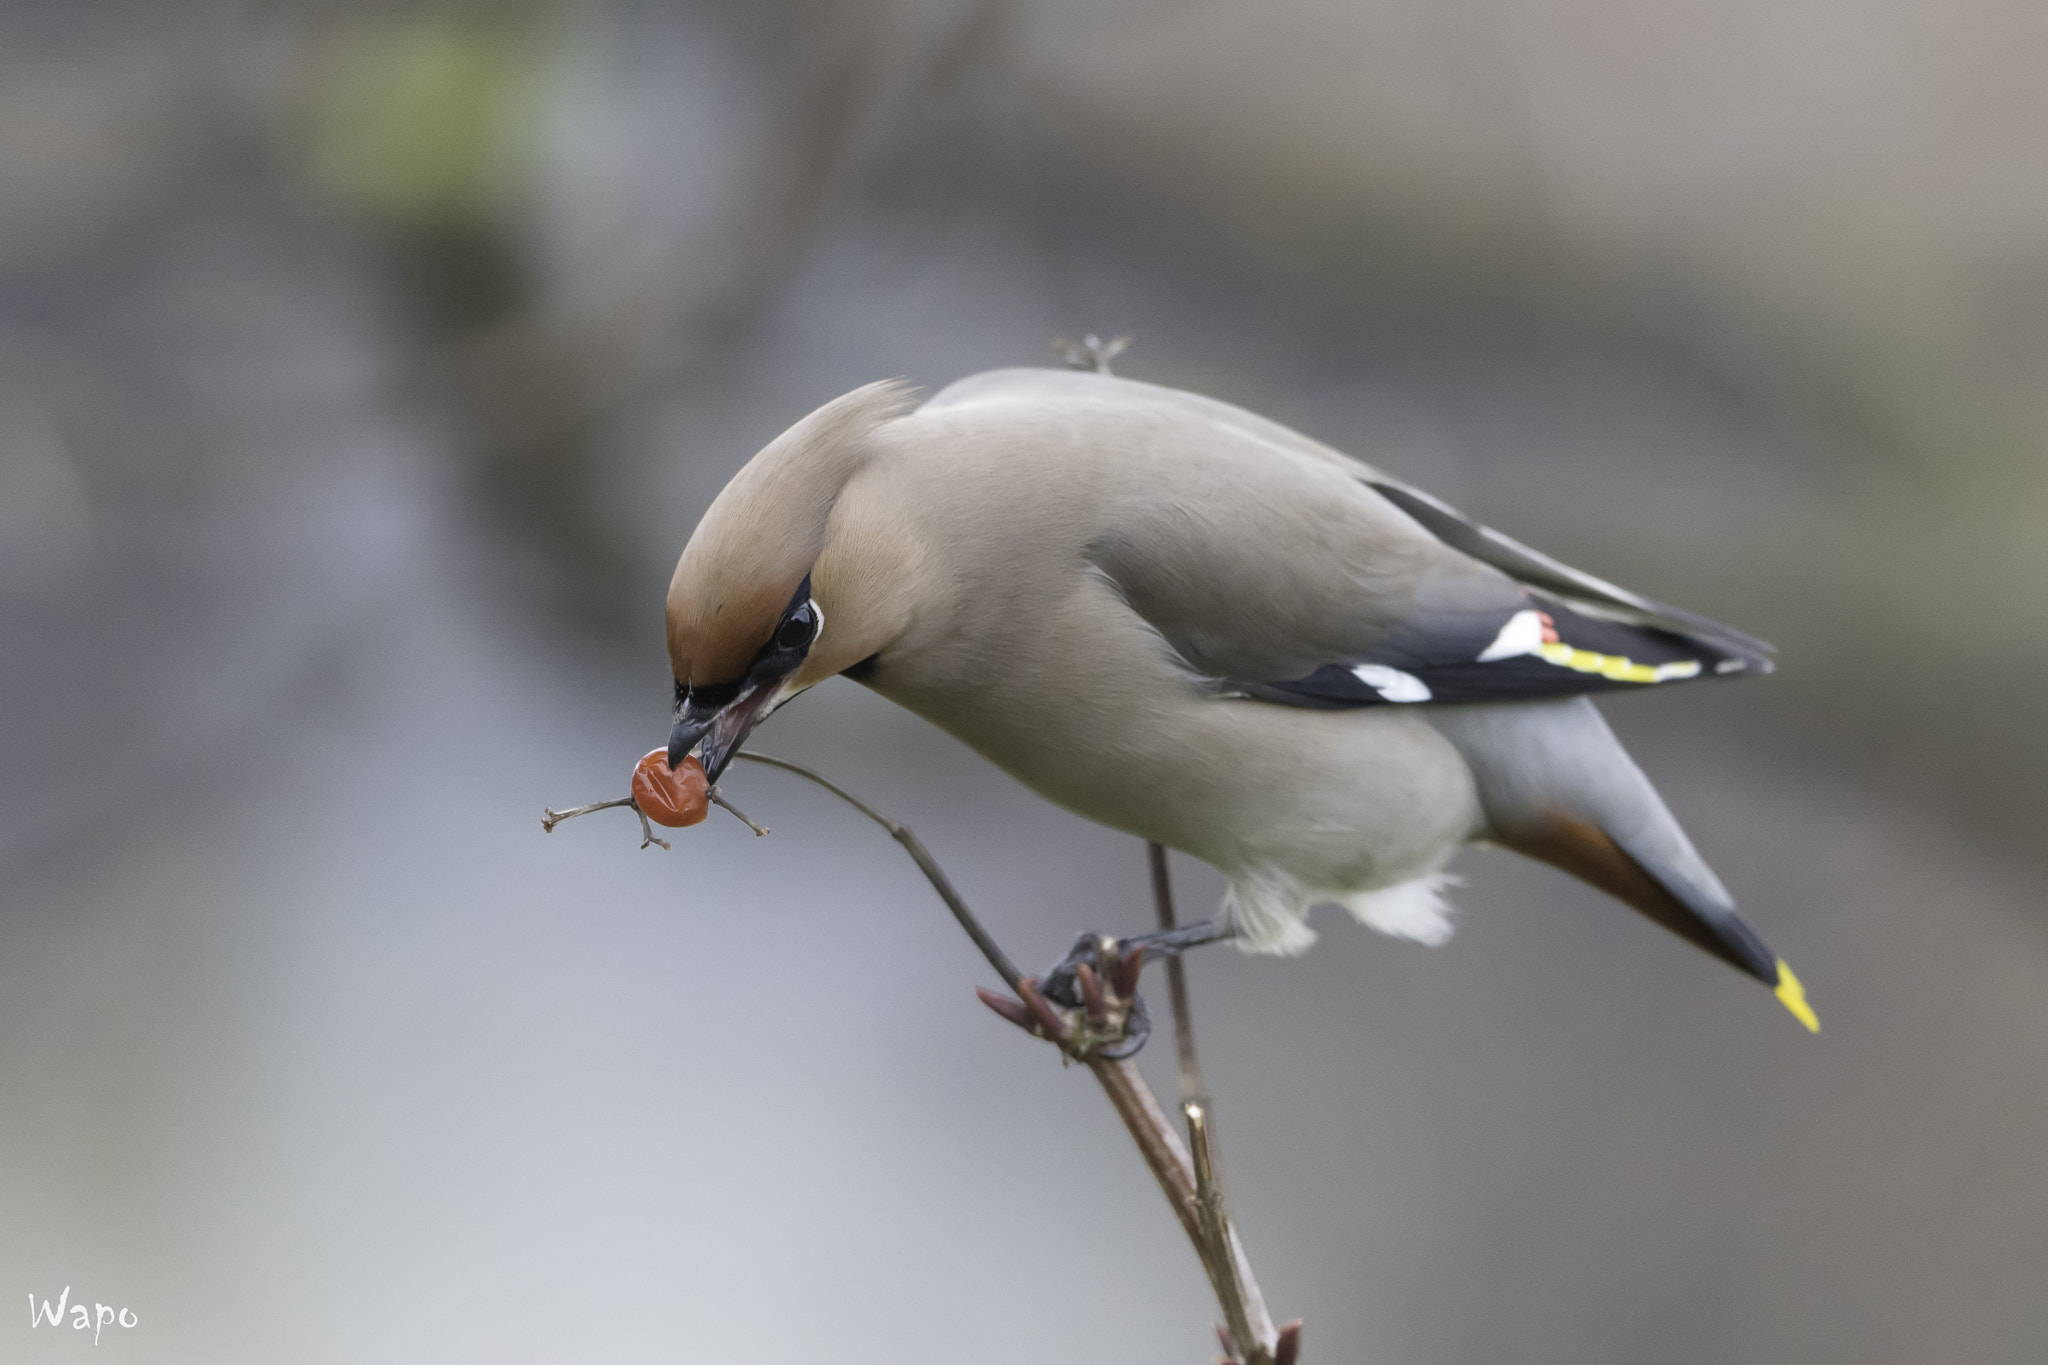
1116;916;1239;960
1043;919;1237;1002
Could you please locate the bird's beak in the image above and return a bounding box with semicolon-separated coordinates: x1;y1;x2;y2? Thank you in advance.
669;676;786;784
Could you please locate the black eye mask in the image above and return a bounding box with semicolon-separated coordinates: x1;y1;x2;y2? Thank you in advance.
675;574;816;716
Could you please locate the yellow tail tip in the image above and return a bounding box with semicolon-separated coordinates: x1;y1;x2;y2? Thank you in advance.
1773;959;1820;1033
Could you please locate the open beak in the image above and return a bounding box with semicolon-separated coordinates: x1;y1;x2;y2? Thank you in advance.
669;676;786;784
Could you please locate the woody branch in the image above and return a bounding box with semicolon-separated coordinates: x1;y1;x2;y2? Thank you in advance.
541;753;1300;1364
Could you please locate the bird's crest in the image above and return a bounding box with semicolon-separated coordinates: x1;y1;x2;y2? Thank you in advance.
667;380;917;685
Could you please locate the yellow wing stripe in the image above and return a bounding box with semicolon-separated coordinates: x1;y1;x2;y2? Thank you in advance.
1535;642;1702;684
1773;959;1821;1032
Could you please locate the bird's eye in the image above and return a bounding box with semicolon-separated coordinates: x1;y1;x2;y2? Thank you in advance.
775;606;817;651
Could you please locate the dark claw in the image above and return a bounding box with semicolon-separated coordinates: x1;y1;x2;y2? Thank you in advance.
1017;977;1070;1044
1275;1320;1302;1365
1112;943;1145;1000
1040;931;1105;1009
1076;962;1109;1027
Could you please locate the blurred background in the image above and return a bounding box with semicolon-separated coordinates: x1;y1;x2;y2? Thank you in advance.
3;1;2045;1360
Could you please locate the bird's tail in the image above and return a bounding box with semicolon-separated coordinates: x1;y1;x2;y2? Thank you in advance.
1429;698;1817;1030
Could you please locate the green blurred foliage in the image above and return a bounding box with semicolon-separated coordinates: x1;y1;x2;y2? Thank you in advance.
303;10;542;228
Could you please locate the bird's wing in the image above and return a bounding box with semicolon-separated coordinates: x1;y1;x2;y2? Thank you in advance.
1088;458;1773;711
928;366;1772;708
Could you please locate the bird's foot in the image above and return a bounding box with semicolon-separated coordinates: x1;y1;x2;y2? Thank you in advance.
976;937;1152;1060
979;919;1235;1059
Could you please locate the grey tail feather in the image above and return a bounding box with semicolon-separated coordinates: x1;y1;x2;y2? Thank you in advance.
1429;697;1777;984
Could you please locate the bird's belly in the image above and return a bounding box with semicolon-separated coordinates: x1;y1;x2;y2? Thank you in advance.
877;675;1483;895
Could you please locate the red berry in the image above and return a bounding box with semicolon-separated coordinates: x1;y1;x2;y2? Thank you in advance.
632;749;709;828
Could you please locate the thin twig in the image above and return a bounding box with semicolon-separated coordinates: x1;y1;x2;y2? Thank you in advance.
730;751;1023;991
542;787;764;842
542;796;634;832
709;788;770;836
1152;842;1276;1361
1149;842;1207;1109
1086;1060;1277;1359
635;806;671;850
1188;1102;1268;1361
541;796;673;849
1053;333;1131;375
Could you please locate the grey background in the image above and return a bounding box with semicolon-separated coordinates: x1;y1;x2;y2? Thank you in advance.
2;3;2044;1361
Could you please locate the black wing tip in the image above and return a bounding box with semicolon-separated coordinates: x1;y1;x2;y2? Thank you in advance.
1720;915;1780;985
1365;475;1778;668
1685;620;1777;667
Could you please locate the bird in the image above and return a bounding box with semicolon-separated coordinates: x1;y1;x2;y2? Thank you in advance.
662;364;1818;1033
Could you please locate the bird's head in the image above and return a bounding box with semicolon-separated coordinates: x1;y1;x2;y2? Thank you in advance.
664;381;921;781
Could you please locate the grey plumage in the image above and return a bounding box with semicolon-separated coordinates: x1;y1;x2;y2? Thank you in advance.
663;366;1816;1027
1428;698;1773;981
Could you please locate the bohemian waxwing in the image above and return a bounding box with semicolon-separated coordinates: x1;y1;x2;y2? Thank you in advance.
664;366;1818;1031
